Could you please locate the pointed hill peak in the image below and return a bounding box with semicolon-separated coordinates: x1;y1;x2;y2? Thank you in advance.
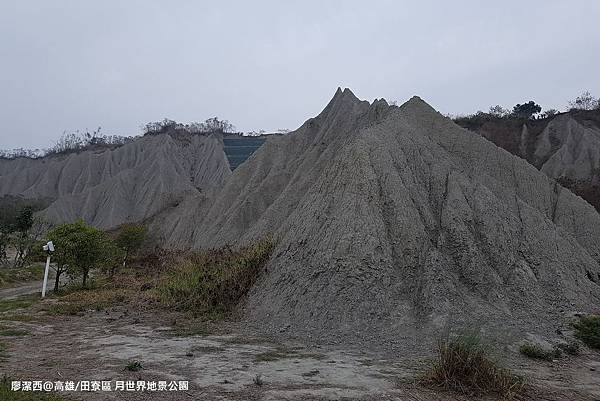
401;95;435;111
394;95;446;124
315;87;369;122
331;87;360;104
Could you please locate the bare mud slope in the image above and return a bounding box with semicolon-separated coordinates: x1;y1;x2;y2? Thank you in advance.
161;88;600;346
0;133;231;229
457;110;600;211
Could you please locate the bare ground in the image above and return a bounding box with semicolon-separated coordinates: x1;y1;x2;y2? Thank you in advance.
0;280;45;300
0;300;599;401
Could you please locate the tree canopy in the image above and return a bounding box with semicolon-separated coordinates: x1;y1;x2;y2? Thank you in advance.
512;101;542;119
115;223;147;271
48;220;117;287
143;117;236;135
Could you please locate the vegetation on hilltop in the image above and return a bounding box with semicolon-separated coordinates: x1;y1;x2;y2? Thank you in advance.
0;116;238;160
0;127;135;160
451;90;600;125
142;117;236;136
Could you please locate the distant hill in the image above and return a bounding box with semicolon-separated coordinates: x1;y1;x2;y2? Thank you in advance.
0;132;231;229
455;109;600;211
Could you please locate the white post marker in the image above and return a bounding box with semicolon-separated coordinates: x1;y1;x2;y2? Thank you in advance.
41;241;54;298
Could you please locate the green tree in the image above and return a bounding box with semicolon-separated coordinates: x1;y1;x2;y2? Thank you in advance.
48;220;116;289
12;206;34;267
0;232;8;261
0;197;50;265
512;101;542;119
14;206;33;232
115;224;147;275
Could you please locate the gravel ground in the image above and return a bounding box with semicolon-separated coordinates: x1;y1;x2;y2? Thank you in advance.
1;303;598;401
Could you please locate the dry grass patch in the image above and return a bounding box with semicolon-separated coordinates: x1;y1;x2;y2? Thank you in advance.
254;346;324;363
0;325;29;336
519;343;560;361
573;315;600;350
0;314;36;322
41;262;163;316
0;295;37;313
45;288;135;316
557;340;580;356
157;237;275;318
422;335;524;398
0;264;45;288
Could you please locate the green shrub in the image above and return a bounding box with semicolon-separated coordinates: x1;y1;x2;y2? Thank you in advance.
422;334;524;398
158;237;275;318
125;361;143;372
519;343;560;360
573;315;600;349
556;340;580;356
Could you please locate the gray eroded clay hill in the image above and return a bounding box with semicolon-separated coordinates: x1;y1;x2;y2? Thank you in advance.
0;132;231;229
456;110;600;211
158;89;600;348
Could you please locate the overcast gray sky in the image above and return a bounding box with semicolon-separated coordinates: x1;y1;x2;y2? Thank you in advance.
1;0;599;149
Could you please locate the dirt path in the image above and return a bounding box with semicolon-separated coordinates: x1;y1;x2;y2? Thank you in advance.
0;280;44;300
1;306;598;401
0;270;72;300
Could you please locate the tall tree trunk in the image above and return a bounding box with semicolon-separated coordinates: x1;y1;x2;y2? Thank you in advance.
82;270;88;287
54;267;62;293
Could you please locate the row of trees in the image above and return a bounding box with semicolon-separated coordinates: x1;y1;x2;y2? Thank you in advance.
457;102;548;121
456;91;600;122
47;221;147;291
0;128;135;160
143;117;236;135
49;128;135;155
2;117;290;160
486;102;550;120
489;91;600;119
0;202;147;292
